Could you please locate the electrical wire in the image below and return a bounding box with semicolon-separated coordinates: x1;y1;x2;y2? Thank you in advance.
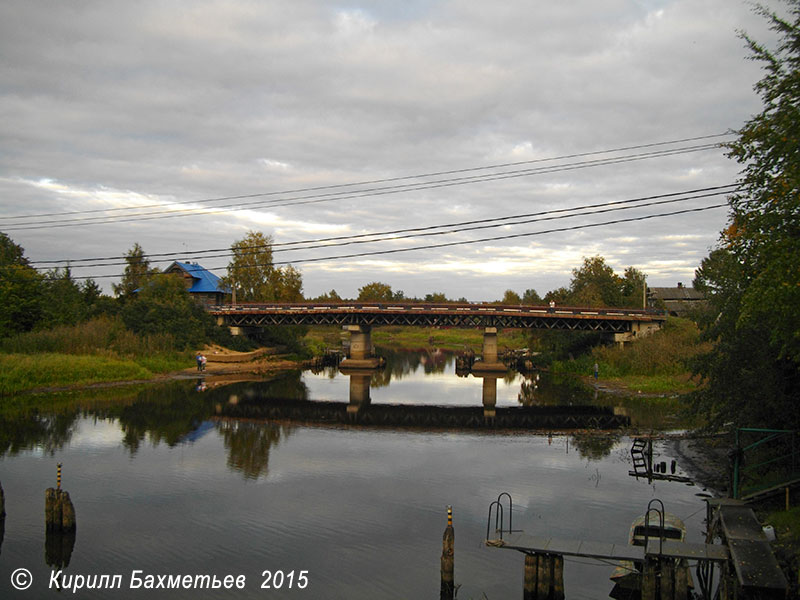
0;143;725;231
2;132;732;222
29;185;737;268
54;202;728;280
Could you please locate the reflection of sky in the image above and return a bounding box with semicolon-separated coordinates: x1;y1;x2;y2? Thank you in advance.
0;417;712;600
302;358;529;406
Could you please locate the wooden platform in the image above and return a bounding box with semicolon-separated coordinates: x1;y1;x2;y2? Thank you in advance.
487;533;728;562
714;501;788;592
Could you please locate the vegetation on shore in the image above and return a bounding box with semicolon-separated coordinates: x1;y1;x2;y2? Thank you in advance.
550;318;709;394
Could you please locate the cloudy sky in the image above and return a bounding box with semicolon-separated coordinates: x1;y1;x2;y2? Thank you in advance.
0;0;781;300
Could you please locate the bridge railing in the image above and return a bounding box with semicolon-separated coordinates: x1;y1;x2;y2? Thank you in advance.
208;301;665;319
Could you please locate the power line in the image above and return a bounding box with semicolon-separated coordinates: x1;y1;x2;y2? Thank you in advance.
0;143;725;231
56;202;729;280
2;132;732;222
29;184;738;268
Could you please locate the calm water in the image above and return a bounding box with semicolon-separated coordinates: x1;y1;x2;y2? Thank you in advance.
0;351;708;599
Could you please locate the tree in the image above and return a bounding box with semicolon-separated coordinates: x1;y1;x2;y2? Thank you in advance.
522;288;542;305
569;256;624;307
357;281;398;302
113;243;153;299
691;2;800;430
500;289;522;304
424;292;449;303
311;289;342;302
621;267;647;309
121;273;213;349
0;232;44;336
223;231;304;302
41;267;86;327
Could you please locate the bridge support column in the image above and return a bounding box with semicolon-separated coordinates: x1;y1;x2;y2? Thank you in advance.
340;325;382;370
347;373;372;416
480;376;497;419
609;321;662;347
472;327;506;372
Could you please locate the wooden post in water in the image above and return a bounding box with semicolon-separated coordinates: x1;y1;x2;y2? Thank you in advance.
440;505;454;600
641;557;657;600
674;559;688;600
45;464;76;532
523;554;537;600
552;555;564;600
661;558;675;600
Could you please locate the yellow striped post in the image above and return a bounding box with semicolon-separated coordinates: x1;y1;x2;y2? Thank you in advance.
57;463;62;490
440;505;454;600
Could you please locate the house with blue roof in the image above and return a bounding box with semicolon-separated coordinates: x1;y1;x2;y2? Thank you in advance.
164;261;230;306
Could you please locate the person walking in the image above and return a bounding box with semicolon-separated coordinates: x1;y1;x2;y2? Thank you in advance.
196;353;203;372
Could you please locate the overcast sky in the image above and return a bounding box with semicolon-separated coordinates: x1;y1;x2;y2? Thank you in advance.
0;0;782;300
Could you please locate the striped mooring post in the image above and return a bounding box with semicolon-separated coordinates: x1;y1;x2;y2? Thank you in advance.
440;505;455;600
45;463;76;532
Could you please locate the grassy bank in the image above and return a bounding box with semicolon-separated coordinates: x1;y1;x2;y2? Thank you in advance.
551;318;710;394
1;353;150;395
0;317;193;395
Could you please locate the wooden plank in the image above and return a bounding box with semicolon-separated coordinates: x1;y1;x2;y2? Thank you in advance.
728;539;788;590
645;540;729;562
717;503;789;592
720;504;767;541
489;534;644;561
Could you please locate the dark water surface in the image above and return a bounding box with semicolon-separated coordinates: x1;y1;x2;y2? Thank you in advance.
0;351;707;599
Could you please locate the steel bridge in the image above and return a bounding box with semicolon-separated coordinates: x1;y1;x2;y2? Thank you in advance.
209;302;665;333
209;302;666;369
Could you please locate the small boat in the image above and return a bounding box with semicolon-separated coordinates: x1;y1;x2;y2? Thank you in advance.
609;512;693;594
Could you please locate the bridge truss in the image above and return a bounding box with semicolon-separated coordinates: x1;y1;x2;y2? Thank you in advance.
210;303;665;333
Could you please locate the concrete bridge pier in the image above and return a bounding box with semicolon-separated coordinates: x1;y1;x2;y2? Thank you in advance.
472;327;507;373
480;376;498;419
608;321;662;347
341;325;382;369
347;373;373;415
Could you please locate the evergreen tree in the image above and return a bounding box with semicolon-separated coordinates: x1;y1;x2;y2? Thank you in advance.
113;243;153;299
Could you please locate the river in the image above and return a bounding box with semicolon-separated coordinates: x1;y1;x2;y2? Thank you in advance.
0;350;710;599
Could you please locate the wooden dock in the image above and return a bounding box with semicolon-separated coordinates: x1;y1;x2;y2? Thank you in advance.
709;499;789;594
487;533;729;563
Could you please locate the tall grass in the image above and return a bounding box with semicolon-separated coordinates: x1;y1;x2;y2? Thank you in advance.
552;318;710;388
0;315;177;357
0;316;191;394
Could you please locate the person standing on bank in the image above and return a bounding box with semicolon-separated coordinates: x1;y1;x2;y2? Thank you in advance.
593;362;599;380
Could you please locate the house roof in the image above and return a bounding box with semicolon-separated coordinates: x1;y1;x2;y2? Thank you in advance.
649;286;705;301
167;261;229;294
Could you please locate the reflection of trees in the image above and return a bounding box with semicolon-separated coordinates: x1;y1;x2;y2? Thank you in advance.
372;348;452;388
0;412;78;457
518;379;538;406
570;433;619;461
115;382;217;454
216;421;293;480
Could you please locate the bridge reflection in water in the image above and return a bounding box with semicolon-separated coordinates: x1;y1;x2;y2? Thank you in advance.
215;369;629;430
